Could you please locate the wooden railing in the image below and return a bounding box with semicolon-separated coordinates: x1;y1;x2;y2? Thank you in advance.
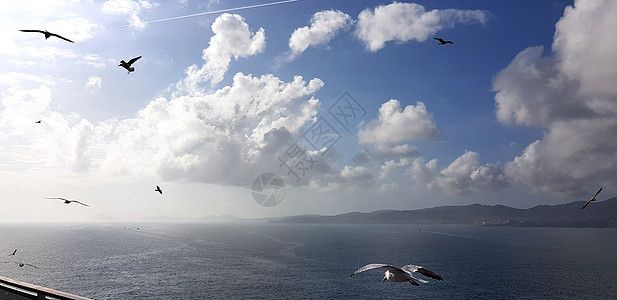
0;275;91;300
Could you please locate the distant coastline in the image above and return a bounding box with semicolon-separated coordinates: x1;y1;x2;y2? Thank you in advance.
270;198;617;228
3;199;616;227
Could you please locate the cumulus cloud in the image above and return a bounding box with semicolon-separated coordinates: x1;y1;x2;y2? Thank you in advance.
0;72;323;186
359;99;437;145
408;157;438;185
179;14;265;91
553;0;617;97
340;165;371;182
0;85;96;172
355;2;488;52
102;0;156;29
494;46;589;127
430;151;507;195
379;158;411;180
495;0;617;196
85;76;102;90
288;10;352;59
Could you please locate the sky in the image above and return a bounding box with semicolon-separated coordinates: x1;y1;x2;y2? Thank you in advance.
1;0;615;222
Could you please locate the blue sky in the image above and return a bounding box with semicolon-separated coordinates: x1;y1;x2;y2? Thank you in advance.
2;0;615;221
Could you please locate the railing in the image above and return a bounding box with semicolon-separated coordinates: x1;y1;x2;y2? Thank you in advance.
0;275;91;300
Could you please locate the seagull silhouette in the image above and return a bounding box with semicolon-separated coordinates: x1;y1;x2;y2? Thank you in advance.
155;185;163;194
119;56;142;74
35;120;42;124
19;30;74;43
581;187;602;209
2;261;40;269
46;197;90;207
433;37;454;45
9;249;17;256
350;263;443;286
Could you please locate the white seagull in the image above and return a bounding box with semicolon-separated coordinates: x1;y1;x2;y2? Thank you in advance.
350;263;443;286
46;197;90;207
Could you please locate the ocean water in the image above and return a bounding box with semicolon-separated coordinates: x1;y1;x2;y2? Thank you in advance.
1;223;616;299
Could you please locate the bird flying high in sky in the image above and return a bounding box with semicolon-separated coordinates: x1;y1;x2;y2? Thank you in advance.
19;30;74;43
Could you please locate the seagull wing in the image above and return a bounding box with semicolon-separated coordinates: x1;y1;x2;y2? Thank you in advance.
17;262;40;269
19;29;45;34
582;187;602;209
401;265;443;280
433;37;445;43
49;32;74;43
10;249;17;256
46;197;68;201
127;56;142;66
350;264;401;277
71;200;90;207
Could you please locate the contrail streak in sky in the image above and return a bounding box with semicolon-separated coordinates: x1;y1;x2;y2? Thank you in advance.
106;0;299;29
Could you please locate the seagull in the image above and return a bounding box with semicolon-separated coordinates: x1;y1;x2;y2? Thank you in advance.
350;263;443;286
19;30;74;43
433;37;454;45
155;185;163;194
9;249;17;256
46;197;90;207
35;120;42;124
581;187;602;209
119;56;142;74
2;261;40;269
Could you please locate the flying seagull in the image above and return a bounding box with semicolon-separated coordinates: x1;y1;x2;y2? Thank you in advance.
433;37;453;45
581;187;602;209
350;263;443;286
155;185;163;194
119;56;142;74
9;249;17;256
35;120;42;124
19;30;74;43
1;261;40;269
46;197;90;207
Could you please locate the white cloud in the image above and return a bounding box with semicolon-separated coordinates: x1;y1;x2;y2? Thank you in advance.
379;158;410;180
493;46;587;127
85;76;102;90
179;13;265;91
0;72;324;187
495;0;617;196
377;182;401;195
430;151;507;195
44;16;101;42
102;0;156;29
553;0;617;97
355;2;488;52
0;72;54;86
340;165;371;181
408;157;438;185
359;99;437;145
102;72;321;185
288;10;352;58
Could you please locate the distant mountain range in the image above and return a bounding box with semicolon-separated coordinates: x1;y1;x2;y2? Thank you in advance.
272;197;617;228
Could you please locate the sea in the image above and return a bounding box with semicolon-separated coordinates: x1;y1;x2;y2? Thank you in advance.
1;222;616;299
